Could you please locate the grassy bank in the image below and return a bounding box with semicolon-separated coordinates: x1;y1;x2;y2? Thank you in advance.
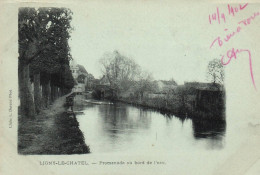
117;97;184;116
18;94;90;155
117;92;225;122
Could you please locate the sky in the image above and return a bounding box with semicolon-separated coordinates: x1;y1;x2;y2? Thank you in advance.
68;1;259;85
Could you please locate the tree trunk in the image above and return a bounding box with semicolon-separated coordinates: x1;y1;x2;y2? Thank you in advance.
47;80;51;105
42;79;51;108
51;83;55;102
57;87;61;97
55;86;59;99
42;83;48;108
60;87;64;96
33;72;41;114
51;84;59;102
20;63;35;118
18;60;25;114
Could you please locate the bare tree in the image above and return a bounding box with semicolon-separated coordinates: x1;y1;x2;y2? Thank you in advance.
99;50;141;97
133;71;157;101
207;59;224;84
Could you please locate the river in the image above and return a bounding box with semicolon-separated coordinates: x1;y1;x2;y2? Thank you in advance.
74;102;260;174
76;102;226;154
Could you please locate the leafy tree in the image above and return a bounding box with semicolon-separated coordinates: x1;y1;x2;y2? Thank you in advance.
18;7;74;117
77;74;86;84
18;8;39;117
207;59;224;84
61;65;75;90
169;78;178;86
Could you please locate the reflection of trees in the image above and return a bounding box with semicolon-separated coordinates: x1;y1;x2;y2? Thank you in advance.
205;137;226;149
97;104;152;138
192;119;226;140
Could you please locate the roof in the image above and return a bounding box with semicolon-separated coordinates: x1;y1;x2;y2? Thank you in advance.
184;82;224;91
92;79;100;84
156;80;177;86
196;88;223;91
77;64;88;74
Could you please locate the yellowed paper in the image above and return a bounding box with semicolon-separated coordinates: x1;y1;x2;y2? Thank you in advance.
0;0;260;175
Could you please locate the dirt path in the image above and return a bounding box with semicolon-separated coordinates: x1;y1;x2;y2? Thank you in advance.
18;94;90;154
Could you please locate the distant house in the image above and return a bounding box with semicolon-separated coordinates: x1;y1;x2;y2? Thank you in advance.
93;75;114;99
99;75;110;86
184;82;224;91
70;60;88;93
154;80;177;93
144;80;177;99
86;73;95;89
92;79;101;87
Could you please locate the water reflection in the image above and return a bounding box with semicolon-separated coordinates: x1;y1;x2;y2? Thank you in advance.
98;104;152;135
76;103;226;153
192;119;226;139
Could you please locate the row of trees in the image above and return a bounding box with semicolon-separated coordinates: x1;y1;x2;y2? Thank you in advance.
18;8;75;118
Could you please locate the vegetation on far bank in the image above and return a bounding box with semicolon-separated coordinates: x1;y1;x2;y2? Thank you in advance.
117;83;225;121
94;51;225;121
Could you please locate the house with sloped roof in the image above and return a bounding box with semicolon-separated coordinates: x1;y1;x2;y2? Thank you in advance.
99;75;110;86
70;60;88;93
155;80;178;93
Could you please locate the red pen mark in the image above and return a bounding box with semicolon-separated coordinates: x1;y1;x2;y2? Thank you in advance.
217;7;220;24
221;48;256;90
210;11;259;49
209;7;226;24
209;3;248;24
221;13;226;23
238;11;260;26
210;37;223;48
240;3;249;10
210;27;242;48
228;3;248;16
209;11;259;90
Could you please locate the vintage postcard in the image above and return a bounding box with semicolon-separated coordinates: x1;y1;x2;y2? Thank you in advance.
0;0;260;174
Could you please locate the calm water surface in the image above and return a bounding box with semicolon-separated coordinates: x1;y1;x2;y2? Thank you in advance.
76;103;226;153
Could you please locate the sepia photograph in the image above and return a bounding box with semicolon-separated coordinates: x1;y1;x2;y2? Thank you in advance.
18;6;226;155
1;1;260;175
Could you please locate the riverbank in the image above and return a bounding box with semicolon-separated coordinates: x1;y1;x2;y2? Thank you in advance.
117;94;225;122
18;94;90;155
117;98;176;114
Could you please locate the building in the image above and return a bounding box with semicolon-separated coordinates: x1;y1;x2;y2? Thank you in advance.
99;75;110;86
70;60;88;93
95;75;114;99
155;80;177;93
86;73;95;90
184;82;224;91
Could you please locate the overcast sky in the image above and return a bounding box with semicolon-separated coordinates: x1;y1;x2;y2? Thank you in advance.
68;1;258;85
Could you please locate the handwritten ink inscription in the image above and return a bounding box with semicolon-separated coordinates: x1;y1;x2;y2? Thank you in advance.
209;3;259;90
209;3;248;24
